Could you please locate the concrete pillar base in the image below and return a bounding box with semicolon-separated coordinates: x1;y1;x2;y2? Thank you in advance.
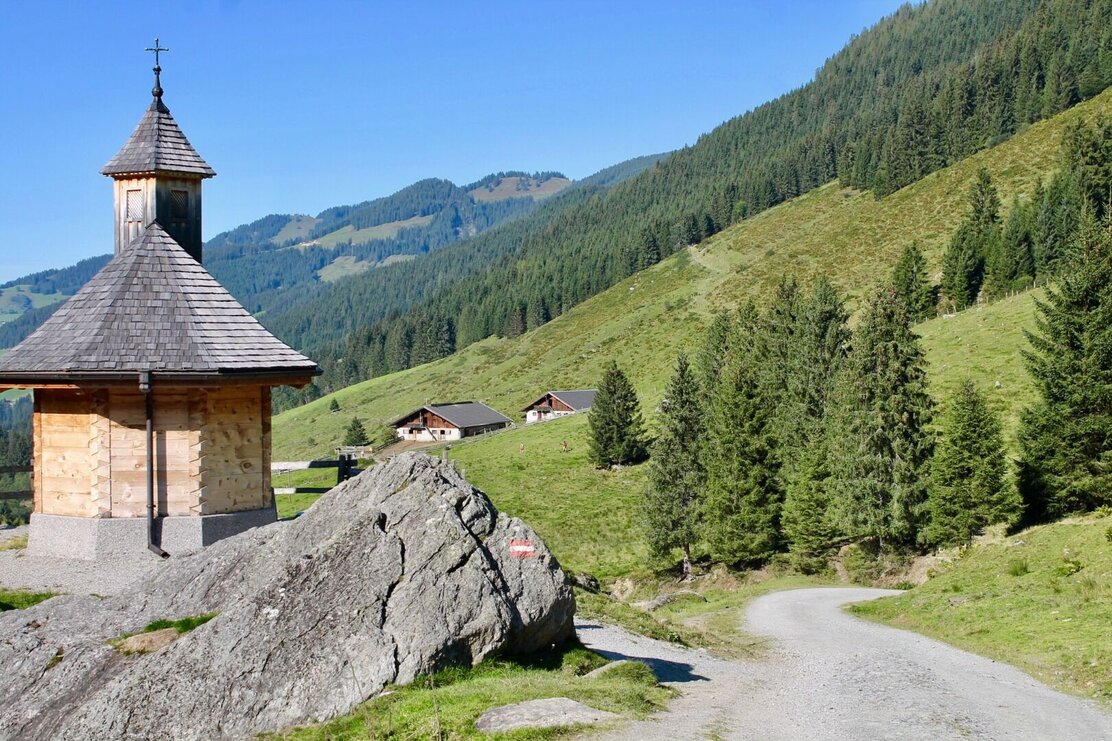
27;508;277;560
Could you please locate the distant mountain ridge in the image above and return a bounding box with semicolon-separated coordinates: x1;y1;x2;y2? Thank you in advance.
0;156;668;350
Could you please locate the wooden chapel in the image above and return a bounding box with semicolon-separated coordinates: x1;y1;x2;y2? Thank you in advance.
0;46;320;558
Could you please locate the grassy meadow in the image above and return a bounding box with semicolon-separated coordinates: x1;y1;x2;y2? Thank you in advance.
0;284;66;325
853;514;1112;700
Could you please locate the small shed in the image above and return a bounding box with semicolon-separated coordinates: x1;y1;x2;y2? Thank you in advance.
392;402;512;442
521;390;597;424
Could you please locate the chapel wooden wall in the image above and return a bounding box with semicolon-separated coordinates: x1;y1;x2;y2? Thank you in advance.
33;385;272;518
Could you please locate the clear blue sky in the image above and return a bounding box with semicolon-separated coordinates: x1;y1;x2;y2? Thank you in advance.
0;0;904;282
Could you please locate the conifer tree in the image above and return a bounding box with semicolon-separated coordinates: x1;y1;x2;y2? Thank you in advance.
941;169;1002;309
644;353;704;576
781;277;851;570
329;398;340;413
343;417;370;447
695;312;733;405
941;223;984;310
924;380;1020;547
827;288;934;548
891;242;935;321
703;313;781;563
758;276;801;433
984;197;1036;299
588;361;648;467
1018;211;1112;518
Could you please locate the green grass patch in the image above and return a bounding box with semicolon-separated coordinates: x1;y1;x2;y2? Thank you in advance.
268;642;671;740
306;215;435;249
316;255;371;283
0;588;55;611
276;493;323;520
448;415;649;580
0;535;27;551
140;612;217;635
851;514;1112;700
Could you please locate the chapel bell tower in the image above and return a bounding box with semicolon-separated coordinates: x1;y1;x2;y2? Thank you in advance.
100;39;215;262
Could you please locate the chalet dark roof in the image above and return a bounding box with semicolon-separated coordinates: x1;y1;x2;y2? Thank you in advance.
392;401;512;429
0;224;319;383
522;390;597;412
100;97;215;178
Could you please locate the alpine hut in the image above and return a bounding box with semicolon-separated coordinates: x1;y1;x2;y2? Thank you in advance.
521;390;597;424
392;402;512;442
0;51;320;559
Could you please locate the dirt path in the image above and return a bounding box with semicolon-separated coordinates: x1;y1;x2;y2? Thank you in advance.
579;587;1112;740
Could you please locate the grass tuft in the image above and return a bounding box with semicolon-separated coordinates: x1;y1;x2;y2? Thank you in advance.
140;613;217;635
0;535;28;551
0;587;55;612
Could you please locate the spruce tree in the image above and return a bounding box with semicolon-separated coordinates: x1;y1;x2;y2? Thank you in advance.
941;169;1002;310
343;417;370;447
644;353;704;576
925;380;1020;547
891;242;935;321
695;312;732;407
781;277;851;571
703;315;781;564
1018;211;1112;518
941;223;983;310
329;398;340;413
588;361;648;467
827;288;934;548
984;197;1036;299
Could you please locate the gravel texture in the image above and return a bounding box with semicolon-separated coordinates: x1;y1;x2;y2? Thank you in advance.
580;587;1112;740
0;549;162;596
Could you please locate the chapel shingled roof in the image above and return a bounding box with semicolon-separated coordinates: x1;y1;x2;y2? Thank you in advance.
0;224;319;383
100;97;216;178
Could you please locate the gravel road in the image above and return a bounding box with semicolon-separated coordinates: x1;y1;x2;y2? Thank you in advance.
579;587;1112;740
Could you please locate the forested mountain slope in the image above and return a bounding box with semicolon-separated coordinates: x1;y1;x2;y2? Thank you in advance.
0;157;665;354
272;87;1112;461
288;0;1111;399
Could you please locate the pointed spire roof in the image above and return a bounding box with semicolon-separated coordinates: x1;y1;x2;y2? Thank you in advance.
0;224;318;384
100;96;215;178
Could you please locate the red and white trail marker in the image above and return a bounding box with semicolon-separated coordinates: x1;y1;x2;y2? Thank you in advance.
508;539;535;558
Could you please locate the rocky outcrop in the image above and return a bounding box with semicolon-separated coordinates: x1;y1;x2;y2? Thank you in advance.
0;453;574;740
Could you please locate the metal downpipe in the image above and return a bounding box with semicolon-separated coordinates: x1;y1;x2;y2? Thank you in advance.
141;371;169;558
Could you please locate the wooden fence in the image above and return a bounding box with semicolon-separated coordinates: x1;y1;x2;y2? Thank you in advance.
0;465;32;501
0;458;363;501
271;455;363;495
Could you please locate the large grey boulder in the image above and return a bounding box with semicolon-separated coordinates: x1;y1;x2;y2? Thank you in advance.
0;453;574;740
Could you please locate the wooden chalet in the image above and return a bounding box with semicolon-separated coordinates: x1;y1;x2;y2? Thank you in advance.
521;390;597;424
392;402;511;442
0;56;320;559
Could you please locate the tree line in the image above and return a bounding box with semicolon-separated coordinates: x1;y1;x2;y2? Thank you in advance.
616;207;1111;575
941;118;1112;311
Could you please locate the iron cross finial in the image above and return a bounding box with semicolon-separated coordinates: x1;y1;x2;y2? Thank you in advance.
145;38;170;101
146;38;170;68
